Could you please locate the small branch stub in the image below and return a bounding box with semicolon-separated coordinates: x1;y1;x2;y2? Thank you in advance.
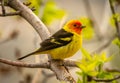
0;11;20;16
50;60;76;83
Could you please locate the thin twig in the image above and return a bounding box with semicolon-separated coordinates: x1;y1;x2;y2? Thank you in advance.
93;75;120;82
0;3;8;6
109;0;120;39
105;68;120;73
30;7;36;11
1;0;6;15
91;35;116;54
92;68;120;82
0;8;35;16
0;11;20;16
23;2;31;6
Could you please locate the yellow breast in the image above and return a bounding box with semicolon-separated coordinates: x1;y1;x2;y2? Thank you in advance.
49;34;82;59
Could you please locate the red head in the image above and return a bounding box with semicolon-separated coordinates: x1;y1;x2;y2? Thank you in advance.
64;20;85;35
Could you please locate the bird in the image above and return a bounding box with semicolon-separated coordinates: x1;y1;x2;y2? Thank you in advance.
18;20;85;60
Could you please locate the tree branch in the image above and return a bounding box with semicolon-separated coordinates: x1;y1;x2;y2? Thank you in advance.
0;57;77;82
63;60;78;67
0;58;78;68
7;0;50;40
0;58;50;68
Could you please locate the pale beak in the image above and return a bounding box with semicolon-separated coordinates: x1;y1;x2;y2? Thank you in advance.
81;26;86;28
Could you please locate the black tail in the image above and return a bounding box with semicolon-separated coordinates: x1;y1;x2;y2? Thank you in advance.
17;49;40;60
18;54;32;60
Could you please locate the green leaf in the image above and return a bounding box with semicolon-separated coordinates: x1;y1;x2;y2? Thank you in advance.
109;13;120;27
100;52;108;63
112;37;120;48
87;61;98;71
89;81;97;83
41;1;66;25
81;48;92;61
94;52;113;64
77;78;82;83
105;55;113;62
79;17;94;39
76;71;82;76
77;63;87;72
92;54;100;63
77;48;114;82
87;71;98;77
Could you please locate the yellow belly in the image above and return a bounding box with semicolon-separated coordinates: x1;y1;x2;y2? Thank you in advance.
48;35;82;59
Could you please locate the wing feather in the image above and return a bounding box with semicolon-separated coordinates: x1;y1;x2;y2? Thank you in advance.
39;29;73;52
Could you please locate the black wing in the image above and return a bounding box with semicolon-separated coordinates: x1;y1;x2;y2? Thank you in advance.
39;29;73;52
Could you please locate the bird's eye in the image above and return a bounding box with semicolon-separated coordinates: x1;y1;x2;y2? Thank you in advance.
73;24;77;27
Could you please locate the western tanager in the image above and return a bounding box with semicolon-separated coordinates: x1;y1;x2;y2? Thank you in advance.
18;20;85;60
